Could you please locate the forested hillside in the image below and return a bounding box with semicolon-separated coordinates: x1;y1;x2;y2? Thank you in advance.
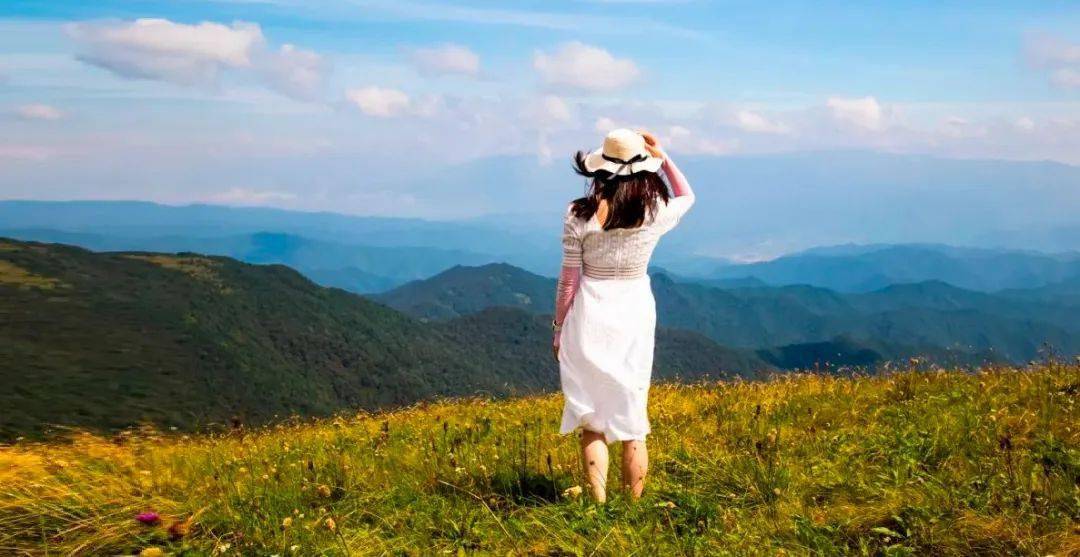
4;236;1074;438
375;263;555;319
378;263;1080;365
0;239;758;438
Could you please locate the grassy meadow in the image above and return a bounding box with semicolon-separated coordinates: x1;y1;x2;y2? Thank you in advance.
1;363;1078;556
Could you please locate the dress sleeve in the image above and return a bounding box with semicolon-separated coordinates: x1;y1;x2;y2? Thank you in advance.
553;205;583;346
560;204;583;268
655;156;696;234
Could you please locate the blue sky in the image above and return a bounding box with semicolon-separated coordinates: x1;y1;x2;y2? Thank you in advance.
2;1;1079;217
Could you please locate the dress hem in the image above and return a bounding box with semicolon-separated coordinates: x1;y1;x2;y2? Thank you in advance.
559;408;649;444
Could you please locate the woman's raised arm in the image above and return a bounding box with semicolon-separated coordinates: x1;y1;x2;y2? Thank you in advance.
663;156;694;199
641;130;694;200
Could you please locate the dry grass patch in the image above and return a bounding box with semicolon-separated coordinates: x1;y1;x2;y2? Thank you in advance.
0;260;67;290
125;255;229;292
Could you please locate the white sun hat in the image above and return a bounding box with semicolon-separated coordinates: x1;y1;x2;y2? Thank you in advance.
582;128;664;177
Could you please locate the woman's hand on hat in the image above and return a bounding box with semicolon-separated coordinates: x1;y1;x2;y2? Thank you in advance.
639;130;667;160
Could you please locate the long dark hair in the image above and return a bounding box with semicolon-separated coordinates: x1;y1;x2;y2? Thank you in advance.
569;151;670;230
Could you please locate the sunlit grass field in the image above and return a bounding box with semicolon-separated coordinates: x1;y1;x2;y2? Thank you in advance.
2;364;1078;556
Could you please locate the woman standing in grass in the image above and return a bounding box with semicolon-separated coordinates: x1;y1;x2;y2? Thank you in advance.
552;129;695;502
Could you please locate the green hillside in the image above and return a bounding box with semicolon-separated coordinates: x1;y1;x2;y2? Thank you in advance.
438;306;768;386
374;262;554;319
0;239;760;438
0;239;502;437
378;263;1079;365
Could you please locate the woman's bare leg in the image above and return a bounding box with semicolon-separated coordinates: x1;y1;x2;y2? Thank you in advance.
621;440;648;499
580;430;609;503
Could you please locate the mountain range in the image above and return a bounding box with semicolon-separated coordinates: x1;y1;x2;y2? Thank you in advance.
0;238;761;438
0;200;559;276
3;201;1078;295
347;151;1080;256
376;263;1080;364
699;243;1080;292
10;150;1078;257
0;228;500;293
3;190;1078;438
4;234;1077;438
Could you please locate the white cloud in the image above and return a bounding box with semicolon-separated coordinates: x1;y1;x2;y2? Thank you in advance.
528;95;574;127
66;18;327;100
593;116;653;134
827;96;884;131
666;125;691;140
259;44;328;100
1024;34;1080;90
939;116;986;139
536;133;554;164
410;44;480;77
594;116;618;133
1025;34;1080;67
533;42;640;92
410;93;445;117
661;125;737;155
682;136;737;156
733;110;790;134
67;19;261;84
1014;116;1036;132
1051;68;1080;89
15;103;64;121
346;86;411;117
519;95;579;163
0;145;53;161
701;104;793;136
207;187;298;206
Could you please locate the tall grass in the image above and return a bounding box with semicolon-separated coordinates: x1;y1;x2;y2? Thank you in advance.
1;364;1077;555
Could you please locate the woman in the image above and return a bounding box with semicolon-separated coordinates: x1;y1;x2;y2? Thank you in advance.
553;128;695;502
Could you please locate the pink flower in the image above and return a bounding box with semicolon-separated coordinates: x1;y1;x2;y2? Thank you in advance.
136;512;161;526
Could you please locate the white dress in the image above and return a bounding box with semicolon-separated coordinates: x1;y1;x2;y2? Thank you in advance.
558;193;695;443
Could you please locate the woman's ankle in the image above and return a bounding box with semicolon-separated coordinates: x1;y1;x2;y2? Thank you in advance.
588;484;607;503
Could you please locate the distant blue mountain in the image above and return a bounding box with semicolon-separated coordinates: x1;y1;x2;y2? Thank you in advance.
0;228;498;293
3;200;1078;294
672;151;1080;257
426;152;1080;260
5;150;1079;266
699;244;1080;292
0;200;560;274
